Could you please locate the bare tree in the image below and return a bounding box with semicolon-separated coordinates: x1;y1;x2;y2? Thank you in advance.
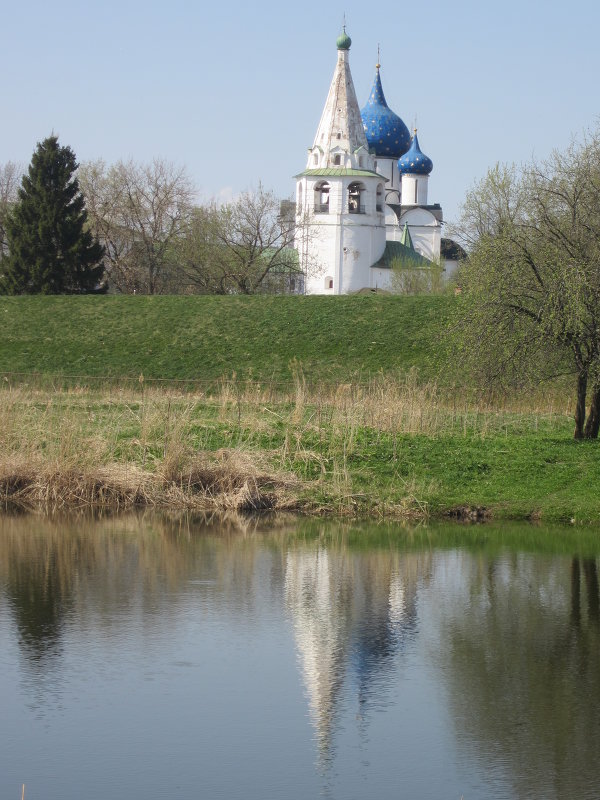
79;159;194;293
0;162;22;257
177;187;303;295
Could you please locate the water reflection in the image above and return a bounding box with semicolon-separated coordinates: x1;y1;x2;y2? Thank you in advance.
1;514;600;799
284;545;425;765
430;550;600;799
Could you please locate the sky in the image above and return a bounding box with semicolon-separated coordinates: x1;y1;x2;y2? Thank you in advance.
2;0;600;226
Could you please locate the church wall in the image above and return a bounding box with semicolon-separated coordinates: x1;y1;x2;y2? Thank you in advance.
373;157;400;202
369;267;394;291
401;174;429;206
411;227;441;262
339;219;386;293
398;207;437;226
396;208;441;262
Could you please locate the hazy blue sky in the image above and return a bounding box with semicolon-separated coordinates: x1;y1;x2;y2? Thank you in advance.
2;0;599;224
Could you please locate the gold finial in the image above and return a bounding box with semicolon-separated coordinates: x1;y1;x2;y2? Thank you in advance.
376;43;380;69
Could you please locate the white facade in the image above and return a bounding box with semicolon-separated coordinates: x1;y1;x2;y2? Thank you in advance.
401;173;429;207
396;207;442;262
297;174;387;294
374;156;401;205
296;33;443;294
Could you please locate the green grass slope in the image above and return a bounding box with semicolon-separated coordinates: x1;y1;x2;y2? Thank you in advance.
0;294;452;384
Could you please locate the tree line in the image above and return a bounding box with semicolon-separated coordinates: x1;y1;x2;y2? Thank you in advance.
0;136;301;296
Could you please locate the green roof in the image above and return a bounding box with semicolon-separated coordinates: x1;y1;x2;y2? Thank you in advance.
400;223;414;249
294;168;385;179
262;247;301;274
373;240;432;270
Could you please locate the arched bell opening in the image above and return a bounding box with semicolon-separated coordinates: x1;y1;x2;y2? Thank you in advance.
348;182;365;214
313;182;330;214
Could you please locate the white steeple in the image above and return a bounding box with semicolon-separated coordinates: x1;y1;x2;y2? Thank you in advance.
295;29;387;294
308;27;369;169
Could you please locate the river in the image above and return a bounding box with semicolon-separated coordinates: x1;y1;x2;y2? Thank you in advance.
1;513;599;799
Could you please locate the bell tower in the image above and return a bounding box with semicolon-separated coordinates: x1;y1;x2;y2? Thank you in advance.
295;29;386;294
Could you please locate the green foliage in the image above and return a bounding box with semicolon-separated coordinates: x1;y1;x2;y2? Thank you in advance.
453;135;600;438
2;136;104;294
0;294;452;383
390;256;445;295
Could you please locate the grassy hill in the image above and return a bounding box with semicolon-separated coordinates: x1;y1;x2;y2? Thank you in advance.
0;294;453;385
1;294;597;523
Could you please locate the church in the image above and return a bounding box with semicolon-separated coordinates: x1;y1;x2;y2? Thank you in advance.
294;28;444;295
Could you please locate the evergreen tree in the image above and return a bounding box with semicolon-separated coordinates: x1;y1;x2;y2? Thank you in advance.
2;136;105;294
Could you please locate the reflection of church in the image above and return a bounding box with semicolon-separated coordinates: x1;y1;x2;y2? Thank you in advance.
295;28;444;294
284;546;421;764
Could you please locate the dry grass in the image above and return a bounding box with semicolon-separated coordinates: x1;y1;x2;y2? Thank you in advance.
0;452;300;514
0;376;574;516
160;449;300;512
305;371;571;438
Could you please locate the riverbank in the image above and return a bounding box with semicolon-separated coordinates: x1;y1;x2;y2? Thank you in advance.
0;380;596;523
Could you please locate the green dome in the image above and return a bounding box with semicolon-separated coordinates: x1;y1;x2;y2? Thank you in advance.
336;28;351;50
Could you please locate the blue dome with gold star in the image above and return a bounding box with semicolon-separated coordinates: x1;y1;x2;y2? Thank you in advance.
360;67;411;159
398;131;433;175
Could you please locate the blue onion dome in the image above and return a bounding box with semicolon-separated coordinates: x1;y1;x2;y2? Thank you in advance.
336;27;352;50
361;66;411;159
397;129;433;175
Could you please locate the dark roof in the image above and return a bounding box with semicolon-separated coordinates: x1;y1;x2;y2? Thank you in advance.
440;238;467;260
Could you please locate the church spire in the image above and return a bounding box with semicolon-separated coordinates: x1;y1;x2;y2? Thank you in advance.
308;29;368;168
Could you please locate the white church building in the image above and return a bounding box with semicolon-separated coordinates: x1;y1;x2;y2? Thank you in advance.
295;28;443;295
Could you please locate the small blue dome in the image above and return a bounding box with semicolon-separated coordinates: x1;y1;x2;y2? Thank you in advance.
360;67;411;160
397;131;433;175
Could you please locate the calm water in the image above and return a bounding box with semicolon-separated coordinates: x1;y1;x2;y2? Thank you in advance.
1;514;600;800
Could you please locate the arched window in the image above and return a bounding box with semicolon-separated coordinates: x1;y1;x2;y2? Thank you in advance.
325;276;334;290
348;182;365;214
313;181;330;214
376;183;384;212
414;180;418;204
333;154;341;166
358;155;364;168
313;152;319;165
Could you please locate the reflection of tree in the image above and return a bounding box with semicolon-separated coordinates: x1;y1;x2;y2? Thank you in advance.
571;557;600;626
5;541;71;664
437;553;600;799
0;513;292;679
